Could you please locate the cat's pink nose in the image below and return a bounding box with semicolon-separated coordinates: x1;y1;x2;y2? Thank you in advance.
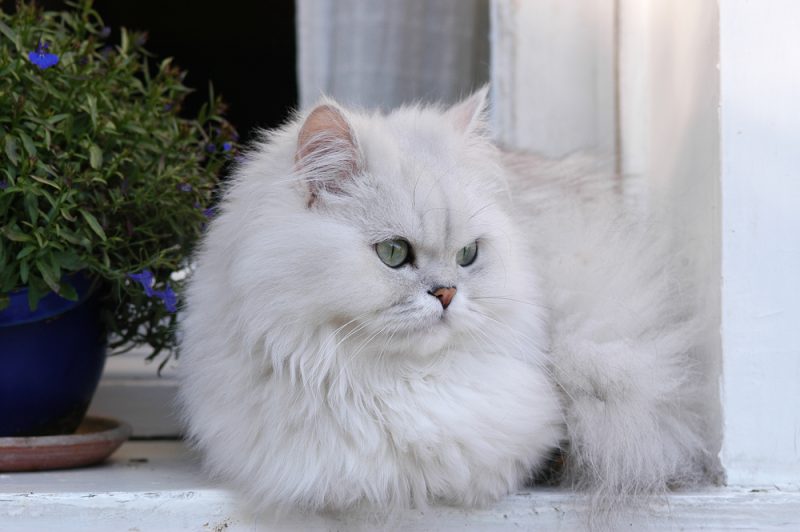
429;286;457;310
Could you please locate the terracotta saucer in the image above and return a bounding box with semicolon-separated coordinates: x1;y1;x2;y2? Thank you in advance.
0;416;132;472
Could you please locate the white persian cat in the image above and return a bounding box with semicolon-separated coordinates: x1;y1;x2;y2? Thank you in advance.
178;88;720;521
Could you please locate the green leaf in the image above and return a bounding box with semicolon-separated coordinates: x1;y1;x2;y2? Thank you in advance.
1;226;30;242
47;114;70;125
20;261;29;283
121;28;130;54
36;259;61;293
0;20;18;47
4;136;18;166
60;207;77;222
27;280;44;311
0;293;9;311
19;131;36;157
16;245;37;260
58;281;78;302
89;144;103;169
80;209;107;240
53;249;83;270
31;175;61;190
25;194;39;225
86;95;99;129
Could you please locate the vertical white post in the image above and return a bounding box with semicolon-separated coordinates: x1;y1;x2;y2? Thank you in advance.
619;1;724;459
719;0;800;486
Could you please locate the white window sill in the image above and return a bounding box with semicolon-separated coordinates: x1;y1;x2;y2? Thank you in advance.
2;441;800;531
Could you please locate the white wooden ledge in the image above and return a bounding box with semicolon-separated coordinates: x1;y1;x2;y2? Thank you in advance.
1;441;799;531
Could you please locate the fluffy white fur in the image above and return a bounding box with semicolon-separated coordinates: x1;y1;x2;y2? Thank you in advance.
504;153;723;519
178;89;720;522
178;91;564;515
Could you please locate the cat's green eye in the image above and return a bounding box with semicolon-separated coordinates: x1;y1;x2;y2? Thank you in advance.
457;241;478;267
376;239;411;268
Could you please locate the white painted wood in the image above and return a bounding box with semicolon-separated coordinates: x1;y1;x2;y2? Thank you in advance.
617;0;724;462
87;348;181;438
616;0;651;177
719;0;800;487
2;441;800;531
490;0;616;156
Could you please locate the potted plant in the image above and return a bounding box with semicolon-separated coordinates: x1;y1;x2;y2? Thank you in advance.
0;1;236;437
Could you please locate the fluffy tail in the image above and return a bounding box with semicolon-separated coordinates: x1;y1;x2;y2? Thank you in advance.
508;152;724;524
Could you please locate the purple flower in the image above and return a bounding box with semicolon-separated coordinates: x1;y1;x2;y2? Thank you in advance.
178;182;192;192
99;26;111;39
28;40;59;70
0;180;8;190
127;269;155;297
222;142;232;152
205;143;216;153
153;284;177;313
203;206;216;218
163;103;173;112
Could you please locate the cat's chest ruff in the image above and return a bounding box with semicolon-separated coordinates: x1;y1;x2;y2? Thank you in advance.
362;352;549;453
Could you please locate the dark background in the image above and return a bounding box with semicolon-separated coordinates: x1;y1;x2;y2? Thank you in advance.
25;0;299;144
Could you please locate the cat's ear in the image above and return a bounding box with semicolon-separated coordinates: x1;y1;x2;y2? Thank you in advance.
295;103;362;207
446;86;489;136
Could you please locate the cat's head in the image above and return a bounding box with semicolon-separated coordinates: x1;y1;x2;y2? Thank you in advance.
223;89;541;361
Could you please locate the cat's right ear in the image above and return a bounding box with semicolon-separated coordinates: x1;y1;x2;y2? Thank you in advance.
295;103;362;207
446;85;489;137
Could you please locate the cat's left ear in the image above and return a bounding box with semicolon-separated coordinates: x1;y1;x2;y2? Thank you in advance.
446;85;489;136
295;102;363;207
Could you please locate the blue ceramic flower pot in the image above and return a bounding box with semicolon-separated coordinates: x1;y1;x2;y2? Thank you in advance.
0;274;106;437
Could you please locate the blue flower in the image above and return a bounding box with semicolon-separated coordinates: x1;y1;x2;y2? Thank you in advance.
222;142;232;152
163;103;173;112
28;41;59;70
0;180;8;190
203;206;216;218
205;143;216;153
99;26;111;39
153;284;177;313
127;269;155;297
178;182;192;192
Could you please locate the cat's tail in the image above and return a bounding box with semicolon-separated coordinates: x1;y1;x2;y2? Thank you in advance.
510;153;724;526
547;195;723;524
